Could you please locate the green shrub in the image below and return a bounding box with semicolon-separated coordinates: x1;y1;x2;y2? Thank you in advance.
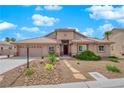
108;56;118;59
109;58;119;63
25;68;34;76
106;64;120;73
48;52;57;64
48;51;55;55
108;56;119;63
75;50;101;61
48;51;58;57
45;64;54;71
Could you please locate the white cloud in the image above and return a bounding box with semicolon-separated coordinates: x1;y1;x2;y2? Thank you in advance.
117;19;124;24
15;33;25;39
35;6;43;11
32;14;59;26
0;22;17;31
98;23;113;32
14;32;26;40
82;28;94;36
44;5;62;11
21;26;40;32
87;5;124;20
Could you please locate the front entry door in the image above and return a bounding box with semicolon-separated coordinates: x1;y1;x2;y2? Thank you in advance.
64;45;68;55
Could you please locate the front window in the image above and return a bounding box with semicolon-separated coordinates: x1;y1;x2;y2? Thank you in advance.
9;47;12;50
79;45;87;51
49;46;55;52
98;45;105;52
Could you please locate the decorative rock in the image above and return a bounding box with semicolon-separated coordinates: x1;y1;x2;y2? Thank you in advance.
40;59;44;64
56;57;60;61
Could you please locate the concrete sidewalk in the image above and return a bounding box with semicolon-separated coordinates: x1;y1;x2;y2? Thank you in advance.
17;78;124;88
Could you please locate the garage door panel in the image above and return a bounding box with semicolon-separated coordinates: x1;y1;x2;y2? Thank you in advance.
29;48;42;57
19;48;27;56
19;48;42;57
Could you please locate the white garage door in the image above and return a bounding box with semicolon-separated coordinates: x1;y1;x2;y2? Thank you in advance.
19;48;42;57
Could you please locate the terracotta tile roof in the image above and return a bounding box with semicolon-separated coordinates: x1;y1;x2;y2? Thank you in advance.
71;38;114;44
0;41;13;46
13;37;59;44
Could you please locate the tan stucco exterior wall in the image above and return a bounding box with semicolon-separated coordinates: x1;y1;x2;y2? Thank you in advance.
56;31;74;40
0;45;15;55
71;43;111;57
15;29;112;57
71;43;78;56
17;44;59;57
55;44;61;56
109;29;124;58
88;44;110;57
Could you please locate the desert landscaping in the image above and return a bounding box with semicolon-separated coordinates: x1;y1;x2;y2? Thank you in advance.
0;51;124;87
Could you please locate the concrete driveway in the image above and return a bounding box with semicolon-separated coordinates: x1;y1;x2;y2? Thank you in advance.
0;56;35;74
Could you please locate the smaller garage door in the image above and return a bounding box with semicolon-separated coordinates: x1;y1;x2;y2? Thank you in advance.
19;47;43;57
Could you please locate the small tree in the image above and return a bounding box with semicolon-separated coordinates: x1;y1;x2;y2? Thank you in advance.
48;52;57;64
104;31;112;40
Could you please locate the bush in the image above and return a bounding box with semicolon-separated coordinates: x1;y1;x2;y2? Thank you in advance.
108;56;118;59
48;52;57;64
106;64;120;73
25;68;34;76
108;56;119;63
75;50;101;61
45;64;54;71
109;58;119;63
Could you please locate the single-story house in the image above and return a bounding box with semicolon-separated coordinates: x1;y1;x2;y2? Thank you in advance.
0;41;15;55
12;28;113;57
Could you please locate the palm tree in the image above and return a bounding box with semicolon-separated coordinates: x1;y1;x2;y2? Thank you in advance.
104;31;112;40
4;37;16;42
4;37;10;42
11;38;16;42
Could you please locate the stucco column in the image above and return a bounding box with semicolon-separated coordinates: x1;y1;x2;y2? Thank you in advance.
77;43;78;54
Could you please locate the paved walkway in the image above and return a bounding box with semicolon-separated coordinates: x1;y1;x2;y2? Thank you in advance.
0;56;34;74
89;72;108;81
63;60;86;80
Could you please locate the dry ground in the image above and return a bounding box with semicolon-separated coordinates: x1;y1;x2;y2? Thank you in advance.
0;58;124;87
0;59;81;87
69;59;124;79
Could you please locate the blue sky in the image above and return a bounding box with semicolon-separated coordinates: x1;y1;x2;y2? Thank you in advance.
0;5;124;41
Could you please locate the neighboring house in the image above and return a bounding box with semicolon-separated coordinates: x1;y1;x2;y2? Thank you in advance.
0;41;15;55
12;28;113;57
109;28;124;58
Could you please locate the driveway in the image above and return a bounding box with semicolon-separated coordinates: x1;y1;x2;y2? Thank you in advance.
0;56;35;74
